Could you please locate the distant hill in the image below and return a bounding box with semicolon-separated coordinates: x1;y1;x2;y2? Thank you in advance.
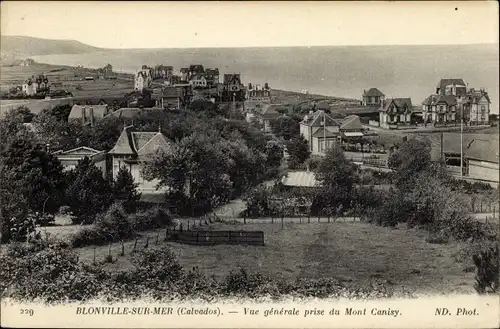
0;35;103;60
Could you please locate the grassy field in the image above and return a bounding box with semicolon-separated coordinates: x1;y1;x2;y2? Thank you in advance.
1;63;134;100
70;221;475;296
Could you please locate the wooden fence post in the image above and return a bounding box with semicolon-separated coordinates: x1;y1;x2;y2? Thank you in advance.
187;220;190;231
155;232;159;245
244;214;246;225
144;236;149;249
196;231;199;245
120;240;124;256
281;211;284;230
132;238;138;253
165;227;169;241
108;243;112;260
93;246;96;265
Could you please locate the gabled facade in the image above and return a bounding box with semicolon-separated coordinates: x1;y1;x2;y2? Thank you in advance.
463;88;491;125
135;68;153;91
108;126;173;193
300;110;341;155
422;95;457;124
189;74;207;88
68;104;110;126
221;73;245;102
156;87;185;111
379;98;413;129
436;79;467;97
246;83;271;103
362;88;385;107
204;68;220;86
53;146;107;178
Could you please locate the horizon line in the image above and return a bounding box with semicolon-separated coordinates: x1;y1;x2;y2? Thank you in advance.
2;34;498;50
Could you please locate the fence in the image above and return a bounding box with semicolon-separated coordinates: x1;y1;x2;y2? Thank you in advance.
173;230;264;246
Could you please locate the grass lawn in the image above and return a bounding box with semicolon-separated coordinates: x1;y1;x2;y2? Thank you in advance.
74;221;475;296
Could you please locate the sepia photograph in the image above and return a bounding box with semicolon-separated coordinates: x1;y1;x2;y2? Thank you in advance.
0;1;499;328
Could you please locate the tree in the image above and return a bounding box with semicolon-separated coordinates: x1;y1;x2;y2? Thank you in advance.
0;174;30;243
113;166;141;213
66;157;113;224
270;116;300;141
1;136;66;215
388;137;432;191
41;104;72;122
314;147;357;215
143;133;233;215
285;135;311;169
264;139;284;176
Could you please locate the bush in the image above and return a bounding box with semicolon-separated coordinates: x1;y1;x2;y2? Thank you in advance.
96;203;134;240
131;206;173;232
72;203;135;248
0;244;104;302
473;242;499;294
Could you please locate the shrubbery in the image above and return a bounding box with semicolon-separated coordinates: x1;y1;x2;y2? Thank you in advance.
71;204;174;248
1;243;394;303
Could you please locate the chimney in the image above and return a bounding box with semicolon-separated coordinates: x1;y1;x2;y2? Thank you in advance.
90;107;94;127
248;83;252;90
81;106;86;126
265;82;269;89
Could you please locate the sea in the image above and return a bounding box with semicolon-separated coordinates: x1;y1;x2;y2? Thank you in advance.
31;44;499;113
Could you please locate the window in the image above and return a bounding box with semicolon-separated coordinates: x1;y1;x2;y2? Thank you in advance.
439;105;444;112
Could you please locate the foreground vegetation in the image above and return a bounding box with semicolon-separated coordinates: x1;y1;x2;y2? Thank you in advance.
0;241;394;303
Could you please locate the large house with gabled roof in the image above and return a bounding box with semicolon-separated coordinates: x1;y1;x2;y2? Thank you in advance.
108;126;172;193
422;95;457;124
362;88;385;107
379;98;413;129
300;110;342;155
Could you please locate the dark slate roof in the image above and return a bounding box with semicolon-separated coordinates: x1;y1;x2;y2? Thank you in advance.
260;104;285;120
422;95;457;106
68;105;109;120
302;110;341;127
161;87;183;99
109;126;172;156
437;79;466;90
205;68;219;75
380;98;412;113
105;107;164;120
340;115;363;131
466;90;491;104
189;65;205;73
312;127;339;138
363;88;385;97
223;74;242;84
428;133;499;164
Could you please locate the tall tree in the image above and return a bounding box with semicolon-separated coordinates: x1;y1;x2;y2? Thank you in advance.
66;157;113;224
270;116;300;141
388;137;432;191
314;147;357;215
142;133;232;215
1;136;66;215
113;166;141;213
285;135;311;169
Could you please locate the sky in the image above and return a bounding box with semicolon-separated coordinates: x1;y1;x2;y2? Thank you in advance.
1;1;499;49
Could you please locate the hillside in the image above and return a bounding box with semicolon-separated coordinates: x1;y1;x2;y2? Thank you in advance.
0;35;103;60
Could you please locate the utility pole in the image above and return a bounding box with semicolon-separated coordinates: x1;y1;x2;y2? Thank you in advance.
460;106;464;178
440;132;444;164
323;110;326;154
